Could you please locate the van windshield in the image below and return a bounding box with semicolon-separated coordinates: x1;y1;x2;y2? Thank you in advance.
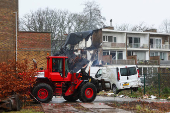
120;67;137;76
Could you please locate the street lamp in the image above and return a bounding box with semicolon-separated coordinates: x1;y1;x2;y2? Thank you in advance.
13;12;17;61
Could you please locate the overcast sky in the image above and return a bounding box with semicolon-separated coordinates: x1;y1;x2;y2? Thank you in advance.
19;0;170;29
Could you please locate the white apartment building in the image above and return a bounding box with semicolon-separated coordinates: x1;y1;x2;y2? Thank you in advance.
92;28;170;75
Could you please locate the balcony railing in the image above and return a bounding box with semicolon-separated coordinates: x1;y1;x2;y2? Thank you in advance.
127;43;149;49
137;60;159;65
112;59;135;65
160;60;170;66
103;42;125;48
150;44;170;49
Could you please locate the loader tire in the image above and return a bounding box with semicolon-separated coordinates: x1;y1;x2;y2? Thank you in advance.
32;83;53;103
79;82;97;102
63;95;79;102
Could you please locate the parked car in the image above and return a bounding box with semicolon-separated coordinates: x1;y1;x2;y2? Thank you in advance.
90;65;142;94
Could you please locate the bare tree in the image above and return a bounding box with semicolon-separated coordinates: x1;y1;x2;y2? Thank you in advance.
19;8;70;40
159;19;170;33
82;1;106;30
19;2;106;54
114;23;130;31
19;8;73;54
131;22;151;32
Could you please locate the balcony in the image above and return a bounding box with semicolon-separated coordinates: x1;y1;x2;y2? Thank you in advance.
102;42;125;48
137;60;159;65
150;44;170;49
160;60;170;66
112;59;135;65
127;43;148;49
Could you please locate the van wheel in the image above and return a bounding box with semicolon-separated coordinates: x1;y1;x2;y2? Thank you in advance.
133;87;138;92
112;84;119;94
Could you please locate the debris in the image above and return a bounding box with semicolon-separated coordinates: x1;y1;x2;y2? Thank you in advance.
119;95;124;98
107;93;114;97
167;96;170;100
143;94;149;99
149;95;157;99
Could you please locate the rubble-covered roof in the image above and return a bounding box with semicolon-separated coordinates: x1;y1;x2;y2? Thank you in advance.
63;30;93;47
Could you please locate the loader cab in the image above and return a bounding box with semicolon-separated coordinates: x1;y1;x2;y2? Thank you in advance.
45;56;71;81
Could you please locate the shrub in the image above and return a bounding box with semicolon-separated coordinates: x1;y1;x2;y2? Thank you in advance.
0;59;37;100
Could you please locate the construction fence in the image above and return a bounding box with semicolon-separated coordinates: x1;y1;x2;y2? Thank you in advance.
141;73;170;98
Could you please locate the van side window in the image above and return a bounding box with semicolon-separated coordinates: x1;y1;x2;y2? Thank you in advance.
128;67;137;75
95;69;102;78
120;68;128;76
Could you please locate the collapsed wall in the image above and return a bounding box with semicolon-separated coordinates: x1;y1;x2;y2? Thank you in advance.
55;30;99;72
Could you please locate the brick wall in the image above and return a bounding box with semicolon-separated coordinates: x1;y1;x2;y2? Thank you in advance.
92;29;102;48
127;55;137;64
0;0;18;62
150;56;160;65
18;32;51;69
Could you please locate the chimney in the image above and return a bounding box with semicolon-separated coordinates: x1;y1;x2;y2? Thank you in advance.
110;19;112;27
103;19;114;30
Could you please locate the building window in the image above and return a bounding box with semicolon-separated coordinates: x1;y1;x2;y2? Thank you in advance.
117;51;123;59
108;36;113;42
103;35;116;42
110;51;116;59
103;36;107;42
129;37;140;48
150;52;165;60
127;51;133;56
103;50;123;60
114;37;116;42
103;51;109;55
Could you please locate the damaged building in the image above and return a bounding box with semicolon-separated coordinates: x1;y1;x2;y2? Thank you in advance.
62;25;170;76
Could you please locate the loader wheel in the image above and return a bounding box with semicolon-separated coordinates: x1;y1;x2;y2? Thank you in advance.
132;87;138;92
32;83;53;103
79;83;97;102
63;95;79;102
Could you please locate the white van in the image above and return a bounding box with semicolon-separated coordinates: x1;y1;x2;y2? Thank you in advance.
90;65;141;94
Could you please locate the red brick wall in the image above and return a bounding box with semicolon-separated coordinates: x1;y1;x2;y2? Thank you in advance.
18;32;51;69
18;32;51;50
0;0;18;62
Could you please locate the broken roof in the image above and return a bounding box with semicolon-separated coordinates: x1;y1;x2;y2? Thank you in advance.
63;30;93;47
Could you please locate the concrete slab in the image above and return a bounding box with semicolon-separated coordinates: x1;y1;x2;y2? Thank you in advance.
41;103;79;113
93;108;134;113
80;103;112;109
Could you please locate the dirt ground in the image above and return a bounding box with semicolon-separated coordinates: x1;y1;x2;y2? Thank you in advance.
106;101;170;113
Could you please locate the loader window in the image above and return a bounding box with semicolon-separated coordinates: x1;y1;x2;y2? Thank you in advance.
52;58;63;76
65;58;70;77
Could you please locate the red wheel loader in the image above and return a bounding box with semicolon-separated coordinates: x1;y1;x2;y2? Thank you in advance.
31;56;99;103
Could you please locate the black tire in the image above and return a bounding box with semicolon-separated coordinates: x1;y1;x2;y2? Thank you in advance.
132;87;138;92
79;82;97;102
63;95;79;102
32;83;53;103
112;84;119;94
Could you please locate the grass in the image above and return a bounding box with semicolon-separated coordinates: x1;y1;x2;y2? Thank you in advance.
2;102;44;113
3;109;44;113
